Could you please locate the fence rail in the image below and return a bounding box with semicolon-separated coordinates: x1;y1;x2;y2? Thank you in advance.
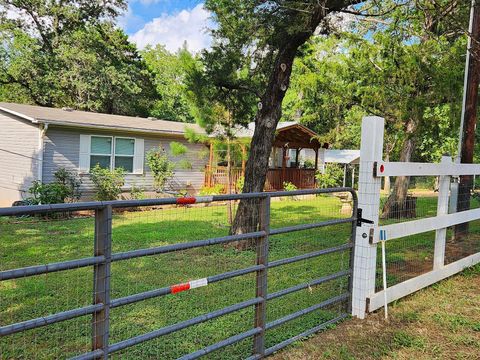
0;187;357;359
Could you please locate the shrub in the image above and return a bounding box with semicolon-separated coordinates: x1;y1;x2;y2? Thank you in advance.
146;147;174;192
199;184;225;195
283;181;298;191
27;167;81;205
129;184;146;200
316;164;344;188
90;164;125;201
236;176;244;193
53;167;82;201
303;159;315;169
28;181;72;205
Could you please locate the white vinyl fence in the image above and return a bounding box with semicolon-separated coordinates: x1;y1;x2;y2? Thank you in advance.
352;116;480;319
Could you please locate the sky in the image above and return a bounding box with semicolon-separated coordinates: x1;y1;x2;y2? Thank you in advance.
119;0;213;53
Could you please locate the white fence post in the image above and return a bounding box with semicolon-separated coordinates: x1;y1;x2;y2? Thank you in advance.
434;155;451;269
352;116;384;319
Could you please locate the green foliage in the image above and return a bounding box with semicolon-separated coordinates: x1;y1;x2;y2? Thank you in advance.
129;184;146;200
169;141;188;156
142;44;195;122
184;127;208;144
283;182;298;191
53;168;82;201
236;176;244;193
146;147;174;192
28;181;72;205
0;1;155;116
316;165;344;189
27;168;81;205
303;159;315;169
199;184;225;195
89;164;125;201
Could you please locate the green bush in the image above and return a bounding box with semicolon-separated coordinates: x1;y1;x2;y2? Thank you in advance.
53;167;82;201
199;184;225;195
303;159;315;169
129;184;146;200
28;181;72;205
315;164;344;188
27;168;81;204
90;164;125;201
146;147;174;192
236;176;244;193
283;181;298;191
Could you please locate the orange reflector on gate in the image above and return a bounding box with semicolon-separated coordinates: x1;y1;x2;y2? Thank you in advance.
171;282;190;294
176;197;196;205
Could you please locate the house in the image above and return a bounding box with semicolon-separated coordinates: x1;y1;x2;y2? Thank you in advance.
0;102;207;206
205;121;327;191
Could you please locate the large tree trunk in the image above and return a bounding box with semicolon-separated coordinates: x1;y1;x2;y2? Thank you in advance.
454;1;480;239
230;13;326;246
381;120;416;219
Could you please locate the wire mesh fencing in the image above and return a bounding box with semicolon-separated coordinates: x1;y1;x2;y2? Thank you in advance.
0;188;357;359
376;174;480;291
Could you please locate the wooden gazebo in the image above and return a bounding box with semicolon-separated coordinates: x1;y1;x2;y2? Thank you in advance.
204;122;324;191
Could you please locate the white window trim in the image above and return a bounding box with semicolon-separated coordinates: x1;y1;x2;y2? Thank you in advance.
88;135;137;174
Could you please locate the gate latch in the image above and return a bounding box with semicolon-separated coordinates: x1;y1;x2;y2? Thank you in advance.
356;208;374;227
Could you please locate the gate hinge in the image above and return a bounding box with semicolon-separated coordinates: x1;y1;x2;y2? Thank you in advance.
356;208;374;227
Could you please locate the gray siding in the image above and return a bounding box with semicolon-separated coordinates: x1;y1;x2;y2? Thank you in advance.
0;112;40;206
43;126;208;199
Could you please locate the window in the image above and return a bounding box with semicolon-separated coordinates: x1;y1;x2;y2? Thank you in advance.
89;136;136;173
114;137;135;173
90;136;113;170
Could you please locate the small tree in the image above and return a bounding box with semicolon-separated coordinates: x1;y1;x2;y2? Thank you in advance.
90;165;125;201
146;147;175;192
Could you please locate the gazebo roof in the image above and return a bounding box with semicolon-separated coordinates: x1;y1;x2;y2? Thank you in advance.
273;123;322;149
218;121;322;149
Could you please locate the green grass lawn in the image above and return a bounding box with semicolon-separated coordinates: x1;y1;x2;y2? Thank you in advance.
1;194;479;359
0;195;352;359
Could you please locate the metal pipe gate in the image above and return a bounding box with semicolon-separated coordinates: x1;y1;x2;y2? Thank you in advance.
0;188;357;359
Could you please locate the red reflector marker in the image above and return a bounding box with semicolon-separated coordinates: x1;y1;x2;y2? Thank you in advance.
176;197;196;205
379;164;385;173
171;283;190;294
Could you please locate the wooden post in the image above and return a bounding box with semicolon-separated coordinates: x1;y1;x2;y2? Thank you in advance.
282;146;287;187
253;195;270;356
208;143;214;187
295;148;300;168
93;205;112;358
241;143;246;174
314;148;319;187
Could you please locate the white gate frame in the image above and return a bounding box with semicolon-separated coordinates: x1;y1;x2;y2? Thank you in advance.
352;116;480;318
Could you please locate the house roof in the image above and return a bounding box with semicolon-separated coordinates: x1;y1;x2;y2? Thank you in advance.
324;150;360;164
0;102;205;136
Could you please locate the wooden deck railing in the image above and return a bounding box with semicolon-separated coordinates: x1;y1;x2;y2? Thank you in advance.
204;166;316;192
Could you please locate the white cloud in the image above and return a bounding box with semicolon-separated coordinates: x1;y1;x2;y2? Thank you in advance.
117;5;146;34
129;3;212;53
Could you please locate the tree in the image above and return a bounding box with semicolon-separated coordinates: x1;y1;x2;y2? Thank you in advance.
0;0;155;116
184;44;256;228
278;1;469;219
203;0;363;236
142;43;196;122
